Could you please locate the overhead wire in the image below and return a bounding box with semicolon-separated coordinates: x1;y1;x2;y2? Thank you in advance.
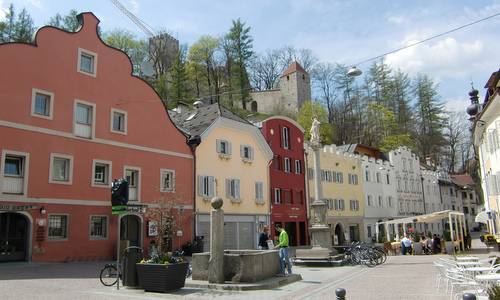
351;11;500;67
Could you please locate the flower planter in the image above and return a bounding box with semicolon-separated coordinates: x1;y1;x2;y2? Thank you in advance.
136;262;188;293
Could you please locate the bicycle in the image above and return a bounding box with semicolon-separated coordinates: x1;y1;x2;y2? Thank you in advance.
172;249;192;278
99;246;143;287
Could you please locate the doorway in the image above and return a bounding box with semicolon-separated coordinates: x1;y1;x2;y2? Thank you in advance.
0;213;29;262
334;223;345;245
120;214;141;255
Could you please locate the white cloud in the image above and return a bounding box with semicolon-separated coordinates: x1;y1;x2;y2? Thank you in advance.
444;97;470;113
385;36;488;80
387;15;407;25
27;0;42;9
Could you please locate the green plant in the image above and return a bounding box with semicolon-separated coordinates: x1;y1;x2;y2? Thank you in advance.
443;230;452;242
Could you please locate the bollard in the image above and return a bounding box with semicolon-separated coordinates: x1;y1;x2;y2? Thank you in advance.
335;288;346;300
463;293;476;300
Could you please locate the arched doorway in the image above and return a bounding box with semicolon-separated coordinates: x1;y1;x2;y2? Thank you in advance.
0;212;29;262
119;214;142;255
334;223;345;245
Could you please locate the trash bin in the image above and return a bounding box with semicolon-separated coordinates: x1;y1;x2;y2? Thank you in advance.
122;247;143;287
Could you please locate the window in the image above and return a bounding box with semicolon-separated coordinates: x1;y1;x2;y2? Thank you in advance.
240;145;254;161
78;48;97;76
49;154;73;184
125;167;140;201
367;195;372;206
387;196;393;207
378;195;383;207
90;216;108;239
367;226;372;238
365;170;370;182
295;160;302;174
198;175;215;198
283;189;293;204
273;155;282;170
284;157;291;173
386;174;390;185
160;169;175;192
111;109;127;134
282;127;290;149
397;178;401;191
348;174;358;185
463;206;469;214
402;158;407;171
226;178;240;201
91;160;111;187
376;172;381;183
335;199;345;211
274;188;282;204
350;200;359;211
2;151;29;195
296;190;304;204
31;89;54;119
336;172;343;183
255;182;264;203
74;100;95;139
216;139;231;156
48;214;68;240
461;192;467;199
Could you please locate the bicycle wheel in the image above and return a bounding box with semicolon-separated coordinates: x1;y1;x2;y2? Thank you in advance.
100;265;118;286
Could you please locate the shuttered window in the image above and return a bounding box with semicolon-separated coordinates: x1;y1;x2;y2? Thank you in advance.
255;182;264;203
226;178;240;201
198;175;215;198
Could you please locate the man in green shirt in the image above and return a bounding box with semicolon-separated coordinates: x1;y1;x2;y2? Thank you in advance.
275;224;292;276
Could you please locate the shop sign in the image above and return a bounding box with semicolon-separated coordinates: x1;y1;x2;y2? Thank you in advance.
0;204;38;211
112;204;147;215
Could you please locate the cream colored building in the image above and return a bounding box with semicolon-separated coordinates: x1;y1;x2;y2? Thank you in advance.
469;73;500;236
307;144;364;245
169;103;273;250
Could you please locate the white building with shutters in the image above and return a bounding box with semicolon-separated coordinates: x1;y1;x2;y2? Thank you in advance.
169;102;273;251
361;156;398;242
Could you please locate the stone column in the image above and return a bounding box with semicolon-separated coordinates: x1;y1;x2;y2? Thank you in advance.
208;197;224;284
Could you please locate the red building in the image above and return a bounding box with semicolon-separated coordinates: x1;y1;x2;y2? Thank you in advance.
0;13;194;262
260;116;308;245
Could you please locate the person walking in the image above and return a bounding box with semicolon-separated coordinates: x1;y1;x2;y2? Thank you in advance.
275;224;292;276
258;226;270;250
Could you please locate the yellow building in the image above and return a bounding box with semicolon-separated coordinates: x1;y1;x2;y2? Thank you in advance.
307;144;364;245
170;103;273;250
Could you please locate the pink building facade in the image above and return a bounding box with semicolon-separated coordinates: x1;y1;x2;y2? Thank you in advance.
0;13;194;262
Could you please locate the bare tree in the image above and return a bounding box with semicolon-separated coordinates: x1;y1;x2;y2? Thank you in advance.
443;111;469;173
277;45;318;72
249;49;282;91
311;62;336;123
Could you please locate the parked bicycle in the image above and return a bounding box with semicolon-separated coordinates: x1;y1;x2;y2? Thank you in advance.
171;249;192;278
341;242;387;267
99;246;143;287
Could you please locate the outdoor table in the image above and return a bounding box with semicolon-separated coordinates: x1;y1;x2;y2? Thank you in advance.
456;256;479;261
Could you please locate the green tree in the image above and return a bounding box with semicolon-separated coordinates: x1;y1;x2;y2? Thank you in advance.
188;35;220;103
298;101;333;145
0;4;35;43
413;74;446;162
366;103;412;152
168;45;189;107
226;18;253;109
104;29;148;75
48;10;79;32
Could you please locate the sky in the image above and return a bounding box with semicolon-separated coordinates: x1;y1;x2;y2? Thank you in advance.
2;0;500;113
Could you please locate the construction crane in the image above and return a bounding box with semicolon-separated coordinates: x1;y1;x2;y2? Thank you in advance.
108;0;156;38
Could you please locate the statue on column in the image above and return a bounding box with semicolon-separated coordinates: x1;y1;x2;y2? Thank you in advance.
310;117;321;145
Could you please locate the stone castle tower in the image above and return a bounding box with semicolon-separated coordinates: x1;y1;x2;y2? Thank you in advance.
249;61;311;115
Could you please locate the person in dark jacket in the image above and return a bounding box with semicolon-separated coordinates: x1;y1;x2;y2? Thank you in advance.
258;226;270;250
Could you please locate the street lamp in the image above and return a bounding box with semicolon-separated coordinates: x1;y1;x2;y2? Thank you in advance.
347;66;363;77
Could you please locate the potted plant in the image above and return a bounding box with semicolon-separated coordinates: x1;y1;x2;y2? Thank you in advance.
136;193;189;293
443;230;454;254
136;255;189;293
